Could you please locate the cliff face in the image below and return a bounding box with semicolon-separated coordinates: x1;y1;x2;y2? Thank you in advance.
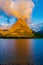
5;19;34;37
0;28;8;36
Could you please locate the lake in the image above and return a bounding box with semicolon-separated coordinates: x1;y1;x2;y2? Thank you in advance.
0;39;43;65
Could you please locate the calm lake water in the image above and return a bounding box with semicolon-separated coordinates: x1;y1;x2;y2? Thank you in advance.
0;39;43;65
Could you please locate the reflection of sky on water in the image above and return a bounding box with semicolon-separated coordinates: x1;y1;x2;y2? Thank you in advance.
0;39;16;64
33;39;43;65
0;39;43;65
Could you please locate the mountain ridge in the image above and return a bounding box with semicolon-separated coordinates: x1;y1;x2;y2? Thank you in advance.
5;18;34;37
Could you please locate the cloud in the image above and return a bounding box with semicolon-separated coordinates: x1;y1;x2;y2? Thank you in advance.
0;0;35;20
30;22;43;32
0;23;12;29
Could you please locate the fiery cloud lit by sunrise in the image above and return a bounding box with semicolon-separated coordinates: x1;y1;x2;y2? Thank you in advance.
0;0;35;20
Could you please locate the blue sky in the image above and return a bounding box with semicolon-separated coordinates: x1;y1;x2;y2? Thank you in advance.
0;9;17;24
31;0;43;23
0;0;43;24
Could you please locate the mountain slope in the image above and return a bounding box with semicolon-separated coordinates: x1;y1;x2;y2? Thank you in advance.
5;19;34;37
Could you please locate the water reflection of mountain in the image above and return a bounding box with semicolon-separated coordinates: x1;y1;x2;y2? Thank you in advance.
0;39;34;65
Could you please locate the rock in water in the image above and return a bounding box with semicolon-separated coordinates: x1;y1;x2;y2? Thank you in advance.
5;19;34;37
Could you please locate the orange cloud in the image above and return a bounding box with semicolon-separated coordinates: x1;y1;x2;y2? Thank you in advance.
0;0;35;20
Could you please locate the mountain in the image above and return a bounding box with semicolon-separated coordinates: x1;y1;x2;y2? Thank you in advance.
5;18;34;37
0;28;9;36
30;22;43;38
0;24;11;36
38;31;43;35
0;20;43;38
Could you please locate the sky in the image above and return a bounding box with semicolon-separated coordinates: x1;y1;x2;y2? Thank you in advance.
31;0;43;23
0;0;43;25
